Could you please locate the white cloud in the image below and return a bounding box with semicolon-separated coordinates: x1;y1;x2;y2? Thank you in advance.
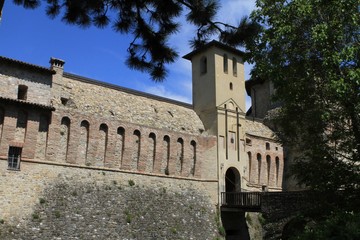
145;85;192;104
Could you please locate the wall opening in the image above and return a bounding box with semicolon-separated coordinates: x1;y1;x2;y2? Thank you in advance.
225;167;241;193
17;85;28;100
223;54;228;73
200;56;207;74
8;146;22;170
232;57;237;77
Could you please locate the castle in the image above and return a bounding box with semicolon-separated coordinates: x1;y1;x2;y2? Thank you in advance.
0;41;284;239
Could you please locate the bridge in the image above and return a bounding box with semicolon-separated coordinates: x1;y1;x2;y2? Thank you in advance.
220;191;309;213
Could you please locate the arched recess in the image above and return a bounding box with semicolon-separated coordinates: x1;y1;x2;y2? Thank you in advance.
35;114;49;160
116;127;125;168
225;167;241;193
257;153;262;184
147;132;156;172
176;138;184;175
78;120;90;165
190;140;197;176
163;135;170;175
0;107;5;148
59;117;70;162
132;130;141;170
247;152;252;182
266;155;271;186
15;110;28;142
275;157;280;186
96;123;108;166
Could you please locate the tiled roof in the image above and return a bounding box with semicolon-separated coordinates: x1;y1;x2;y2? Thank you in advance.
0;56;55;74
245;118;276;139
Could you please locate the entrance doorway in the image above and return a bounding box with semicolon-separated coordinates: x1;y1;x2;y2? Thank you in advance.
225;167;241;193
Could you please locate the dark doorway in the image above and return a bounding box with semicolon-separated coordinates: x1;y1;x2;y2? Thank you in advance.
225;167;241;193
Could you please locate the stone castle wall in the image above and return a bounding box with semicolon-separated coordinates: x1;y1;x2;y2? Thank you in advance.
0;160;220;239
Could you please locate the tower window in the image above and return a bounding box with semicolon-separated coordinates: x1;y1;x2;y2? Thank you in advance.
200;56;207;74
8;147;22;170
230;82;233;90
232;57;237;77
223;54;228;73
17;85;28;100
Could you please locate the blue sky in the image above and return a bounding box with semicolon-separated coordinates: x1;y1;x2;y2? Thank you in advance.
1;0;255;106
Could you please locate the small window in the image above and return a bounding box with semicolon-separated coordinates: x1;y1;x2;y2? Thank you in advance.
18;85;28;100
223;54;228;73
246;138;252;145
230;82;233;90
8;147;22;170
266;142;270;150
200;56;207;74
232;57;237;77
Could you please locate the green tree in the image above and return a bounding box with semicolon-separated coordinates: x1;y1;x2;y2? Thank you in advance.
248;0;360;237
13;0;258;81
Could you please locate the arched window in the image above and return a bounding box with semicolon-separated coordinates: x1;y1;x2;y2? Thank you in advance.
232;57;237;76
223;54;228;73
266;155;271;185
257;153;262;184
200;56;207;74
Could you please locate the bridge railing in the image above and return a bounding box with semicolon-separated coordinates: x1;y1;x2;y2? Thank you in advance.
221;192;262;210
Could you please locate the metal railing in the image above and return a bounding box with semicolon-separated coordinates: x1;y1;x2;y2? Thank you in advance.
221;192;262;210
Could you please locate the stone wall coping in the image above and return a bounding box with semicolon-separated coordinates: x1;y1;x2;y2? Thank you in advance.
0;96;55;111
0;158;218;183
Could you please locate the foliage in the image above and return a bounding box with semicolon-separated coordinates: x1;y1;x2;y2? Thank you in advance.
288;211;360;240
248;0;359;236
13;0;259;81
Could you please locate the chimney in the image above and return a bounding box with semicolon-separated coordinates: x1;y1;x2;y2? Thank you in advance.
50;57;65;73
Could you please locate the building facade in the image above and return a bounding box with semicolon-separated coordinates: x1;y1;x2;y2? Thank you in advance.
0;41;284;231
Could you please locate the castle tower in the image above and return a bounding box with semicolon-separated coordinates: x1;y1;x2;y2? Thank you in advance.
184;41;248;195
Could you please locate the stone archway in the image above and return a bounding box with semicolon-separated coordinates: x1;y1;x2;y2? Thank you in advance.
225;167;241;193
